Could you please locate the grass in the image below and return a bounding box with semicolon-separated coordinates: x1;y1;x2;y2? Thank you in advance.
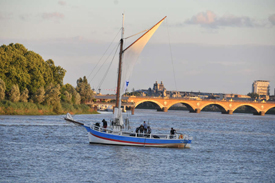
0;100;99;115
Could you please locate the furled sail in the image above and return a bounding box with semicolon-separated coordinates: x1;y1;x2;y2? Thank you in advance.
120;16;167;94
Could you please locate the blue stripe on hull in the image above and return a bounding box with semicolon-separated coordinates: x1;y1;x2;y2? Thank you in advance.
84;126;191;146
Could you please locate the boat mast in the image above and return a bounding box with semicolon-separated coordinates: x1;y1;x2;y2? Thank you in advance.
115;13;124;109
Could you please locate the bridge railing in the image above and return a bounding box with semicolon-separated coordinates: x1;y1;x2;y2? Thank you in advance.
127;96;275;103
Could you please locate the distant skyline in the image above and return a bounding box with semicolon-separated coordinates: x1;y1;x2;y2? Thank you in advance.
1;0;275;95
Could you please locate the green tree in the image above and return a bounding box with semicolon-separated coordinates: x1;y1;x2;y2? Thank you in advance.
75;93;81;105
62;83;78;104
0;44;31;93
0;43;66;97
247;92;259;100
20;88;29;102
46;59;66;86
63;91;72;104
63;83;76;93
44;84;62;113
130;91;141;96
76;76;93;103
32;86;45;104
24;50;47;94
0;78;6;100
44;84;59;105
9;84;20;102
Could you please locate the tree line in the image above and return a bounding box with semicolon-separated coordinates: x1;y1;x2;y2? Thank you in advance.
0;43;94;113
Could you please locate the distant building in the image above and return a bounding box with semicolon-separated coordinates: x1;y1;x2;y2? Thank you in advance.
169;91;181;98
137;81;251;100
252;80;270;100
223;94;251;101
153;81;165;92
148;81;167;97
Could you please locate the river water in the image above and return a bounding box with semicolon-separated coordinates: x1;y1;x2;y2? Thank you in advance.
0;109;274;183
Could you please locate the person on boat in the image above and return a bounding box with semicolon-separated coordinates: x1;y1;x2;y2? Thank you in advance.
135;126;140;133
139;125;144;133
170;127;176;139
95;122;100;130
143;121;148;133
102;119;107;128
135;125;144;137
135;126;140;136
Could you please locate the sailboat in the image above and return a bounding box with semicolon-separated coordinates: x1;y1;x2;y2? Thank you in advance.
65;15;192;148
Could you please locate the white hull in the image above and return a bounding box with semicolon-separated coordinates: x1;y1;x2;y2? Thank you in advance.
85;126;192;148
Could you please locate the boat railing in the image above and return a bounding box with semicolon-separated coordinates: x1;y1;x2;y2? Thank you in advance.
91;124;189;140
91;124;114;134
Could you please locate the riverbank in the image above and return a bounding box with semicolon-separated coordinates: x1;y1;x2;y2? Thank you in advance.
0;100;99;115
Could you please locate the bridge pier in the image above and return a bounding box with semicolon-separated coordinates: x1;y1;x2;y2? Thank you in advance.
253;111;265;116
189;109;201;113
157;107;168;112
131;106;135;115
222;110;233;115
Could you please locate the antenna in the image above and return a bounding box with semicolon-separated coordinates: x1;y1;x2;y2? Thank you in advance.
121;13;125;39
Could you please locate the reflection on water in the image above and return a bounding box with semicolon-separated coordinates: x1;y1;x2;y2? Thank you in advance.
0;109;274;182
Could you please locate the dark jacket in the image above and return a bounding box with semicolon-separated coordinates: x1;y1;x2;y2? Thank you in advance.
170;129;176;135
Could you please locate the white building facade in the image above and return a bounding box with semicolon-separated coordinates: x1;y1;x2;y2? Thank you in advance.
252;80;270;100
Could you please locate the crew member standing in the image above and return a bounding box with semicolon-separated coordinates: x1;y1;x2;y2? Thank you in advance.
170;127;176;138
143;121;148;133
102;119;107;128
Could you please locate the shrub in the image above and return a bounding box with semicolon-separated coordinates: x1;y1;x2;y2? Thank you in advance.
20;88;29;102
0;78;6;101
9;84;20;102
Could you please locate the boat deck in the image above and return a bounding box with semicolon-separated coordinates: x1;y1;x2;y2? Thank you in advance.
91;125;187;140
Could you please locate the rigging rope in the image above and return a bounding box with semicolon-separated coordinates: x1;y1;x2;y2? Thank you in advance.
97;42;120;90
88;28;121;83
89;39;120;85
166;19;178;91
124;29;148;39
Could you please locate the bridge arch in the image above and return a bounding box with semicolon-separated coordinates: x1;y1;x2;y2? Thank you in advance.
167;101;196;111
200;102;227;113
264;105;275;113
134;100;164;109
232;104;260;113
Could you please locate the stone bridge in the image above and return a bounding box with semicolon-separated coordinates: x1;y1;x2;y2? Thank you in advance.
88;95;275;116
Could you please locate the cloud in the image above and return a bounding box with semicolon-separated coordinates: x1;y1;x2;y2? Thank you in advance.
42;12;64;20
185;11;260;28
185;10;216;25
58;1;66;6
268;14;275;25
217;14;256;27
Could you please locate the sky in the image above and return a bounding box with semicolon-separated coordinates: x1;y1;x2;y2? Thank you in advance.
1;0;275;95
